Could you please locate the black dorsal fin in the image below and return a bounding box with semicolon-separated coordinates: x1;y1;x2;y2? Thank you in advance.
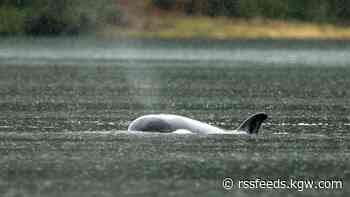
236;113;268;134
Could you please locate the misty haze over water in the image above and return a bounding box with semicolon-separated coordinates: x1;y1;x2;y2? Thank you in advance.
1;37;350;66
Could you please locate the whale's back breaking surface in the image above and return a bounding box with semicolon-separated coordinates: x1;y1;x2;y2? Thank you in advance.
128;115;172;132
128;114;225;134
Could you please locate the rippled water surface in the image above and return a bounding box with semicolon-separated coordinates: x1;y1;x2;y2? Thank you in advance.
0;37;349;197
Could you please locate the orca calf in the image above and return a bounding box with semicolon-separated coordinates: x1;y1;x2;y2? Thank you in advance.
128;113;268;134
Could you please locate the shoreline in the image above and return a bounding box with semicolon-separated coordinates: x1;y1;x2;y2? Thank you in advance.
98;15;350;40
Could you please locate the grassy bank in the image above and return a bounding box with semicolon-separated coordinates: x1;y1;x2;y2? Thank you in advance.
100;15;350;40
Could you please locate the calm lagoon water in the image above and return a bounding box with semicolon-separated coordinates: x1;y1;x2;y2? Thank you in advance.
0;37;349;196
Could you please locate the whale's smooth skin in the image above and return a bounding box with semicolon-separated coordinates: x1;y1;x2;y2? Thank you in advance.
128;113;268;134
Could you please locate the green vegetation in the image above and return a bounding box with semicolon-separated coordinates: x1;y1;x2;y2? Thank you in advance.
152;0;350;25
0;6;27;34
2;0;350;38
0;0;121;35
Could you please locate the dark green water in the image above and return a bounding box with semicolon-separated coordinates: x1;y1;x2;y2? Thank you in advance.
0;38;349;196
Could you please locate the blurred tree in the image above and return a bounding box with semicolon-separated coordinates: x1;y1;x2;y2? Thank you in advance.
191;0;210;15
0;0;122;35
24;0;121;35
331;0;350;24
207;0;239;16
152;0;175;10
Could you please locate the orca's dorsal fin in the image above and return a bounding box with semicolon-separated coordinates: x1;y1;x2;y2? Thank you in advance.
236;113;268;134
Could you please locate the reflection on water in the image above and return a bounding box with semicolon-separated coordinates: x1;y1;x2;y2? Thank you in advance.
1;37;350;66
